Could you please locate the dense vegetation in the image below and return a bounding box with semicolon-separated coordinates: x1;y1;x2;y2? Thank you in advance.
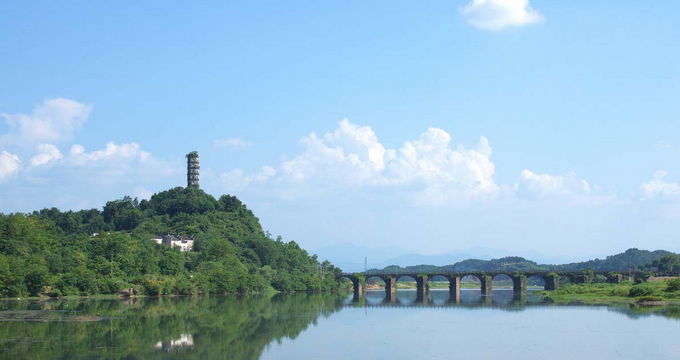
641;253;680;275
556;248;673;272
370;249;676;274
0;187;342;298
541;278;680;304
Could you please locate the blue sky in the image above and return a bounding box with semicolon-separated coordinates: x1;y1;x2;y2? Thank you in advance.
1;0;679;259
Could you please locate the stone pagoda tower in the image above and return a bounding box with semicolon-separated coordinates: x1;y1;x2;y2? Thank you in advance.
186;151;200;188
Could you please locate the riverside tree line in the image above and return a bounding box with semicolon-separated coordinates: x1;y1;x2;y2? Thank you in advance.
0;187;342;298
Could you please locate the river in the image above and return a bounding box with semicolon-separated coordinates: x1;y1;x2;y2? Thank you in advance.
1;289;679;359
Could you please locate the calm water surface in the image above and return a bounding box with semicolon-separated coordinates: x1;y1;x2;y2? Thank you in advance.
1;290;679;360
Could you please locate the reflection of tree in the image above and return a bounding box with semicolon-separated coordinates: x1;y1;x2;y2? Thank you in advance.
0;293;346;360
2;293;680;359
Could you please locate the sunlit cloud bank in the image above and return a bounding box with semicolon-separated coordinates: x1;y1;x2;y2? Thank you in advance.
221;119;500;204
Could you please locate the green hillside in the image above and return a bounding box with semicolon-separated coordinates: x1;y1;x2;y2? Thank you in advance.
0;187;341;298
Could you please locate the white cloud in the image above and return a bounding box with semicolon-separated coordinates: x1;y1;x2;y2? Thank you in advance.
1;98;91;146
64;142;167;184
0;151;21;182
517;170;591;199
68;141;151;165
220;119;499;203
387;129;498;203
654;141;673;150
70;144;85;155
640;170;680;198
276;119;394;186
214;138;253;150
460;0;545;31
30;144;63;167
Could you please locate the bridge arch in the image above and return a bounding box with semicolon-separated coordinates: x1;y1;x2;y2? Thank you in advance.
396;275;418;290
559;274;571;285
365;276;386;290
460;274;482;289
491;274;514;289
428;275;450;290
336;275;363;296
593;274;609;283
337;275;354;287
526;275;546;290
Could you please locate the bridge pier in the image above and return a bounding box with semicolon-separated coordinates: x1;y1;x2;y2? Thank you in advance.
417;288;428;304
416;275;428;296
512;275;527;293
385;277;397;295
452;288;461;304
513;293;528;304
480;275;492;294
385;289;397;303
545;274;559;291
450;276;461;294
352;278;363;297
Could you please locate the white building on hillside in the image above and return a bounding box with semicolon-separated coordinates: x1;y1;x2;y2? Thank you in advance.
151;234;194;252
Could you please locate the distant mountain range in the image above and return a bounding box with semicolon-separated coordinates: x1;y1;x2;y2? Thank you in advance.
312;243;608;272
312;244;674;273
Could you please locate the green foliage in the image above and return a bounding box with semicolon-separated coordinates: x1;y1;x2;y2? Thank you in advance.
635;296;664;303
666;278;680;292
629;284;658;297
545;280;680;303
558;248;673;272
0;187;341;297
646;254;680;275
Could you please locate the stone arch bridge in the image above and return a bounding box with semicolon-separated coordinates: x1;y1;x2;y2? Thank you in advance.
336;271;625;297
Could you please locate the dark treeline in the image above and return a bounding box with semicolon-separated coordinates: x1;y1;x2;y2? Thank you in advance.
0;187;342;298
371;248;677;274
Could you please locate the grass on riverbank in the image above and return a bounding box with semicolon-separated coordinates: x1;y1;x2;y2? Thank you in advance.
536;279;680;305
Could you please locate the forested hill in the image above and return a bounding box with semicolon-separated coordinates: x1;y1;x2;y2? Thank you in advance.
371;248;675;274
555;248;673;271
0;187;342;298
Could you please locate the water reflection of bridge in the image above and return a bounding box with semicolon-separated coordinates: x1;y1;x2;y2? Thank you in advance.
341;290;680;323
336;271;625;298
344;289;550;308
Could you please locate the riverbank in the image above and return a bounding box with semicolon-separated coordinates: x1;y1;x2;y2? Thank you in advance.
536;279;680;305
0;286;286;301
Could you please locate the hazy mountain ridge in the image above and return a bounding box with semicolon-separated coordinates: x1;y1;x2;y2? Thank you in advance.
364;248;674;273
314;244;611;272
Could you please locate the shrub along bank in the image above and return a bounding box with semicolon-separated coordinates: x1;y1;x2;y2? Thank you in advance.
538;278;680;304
